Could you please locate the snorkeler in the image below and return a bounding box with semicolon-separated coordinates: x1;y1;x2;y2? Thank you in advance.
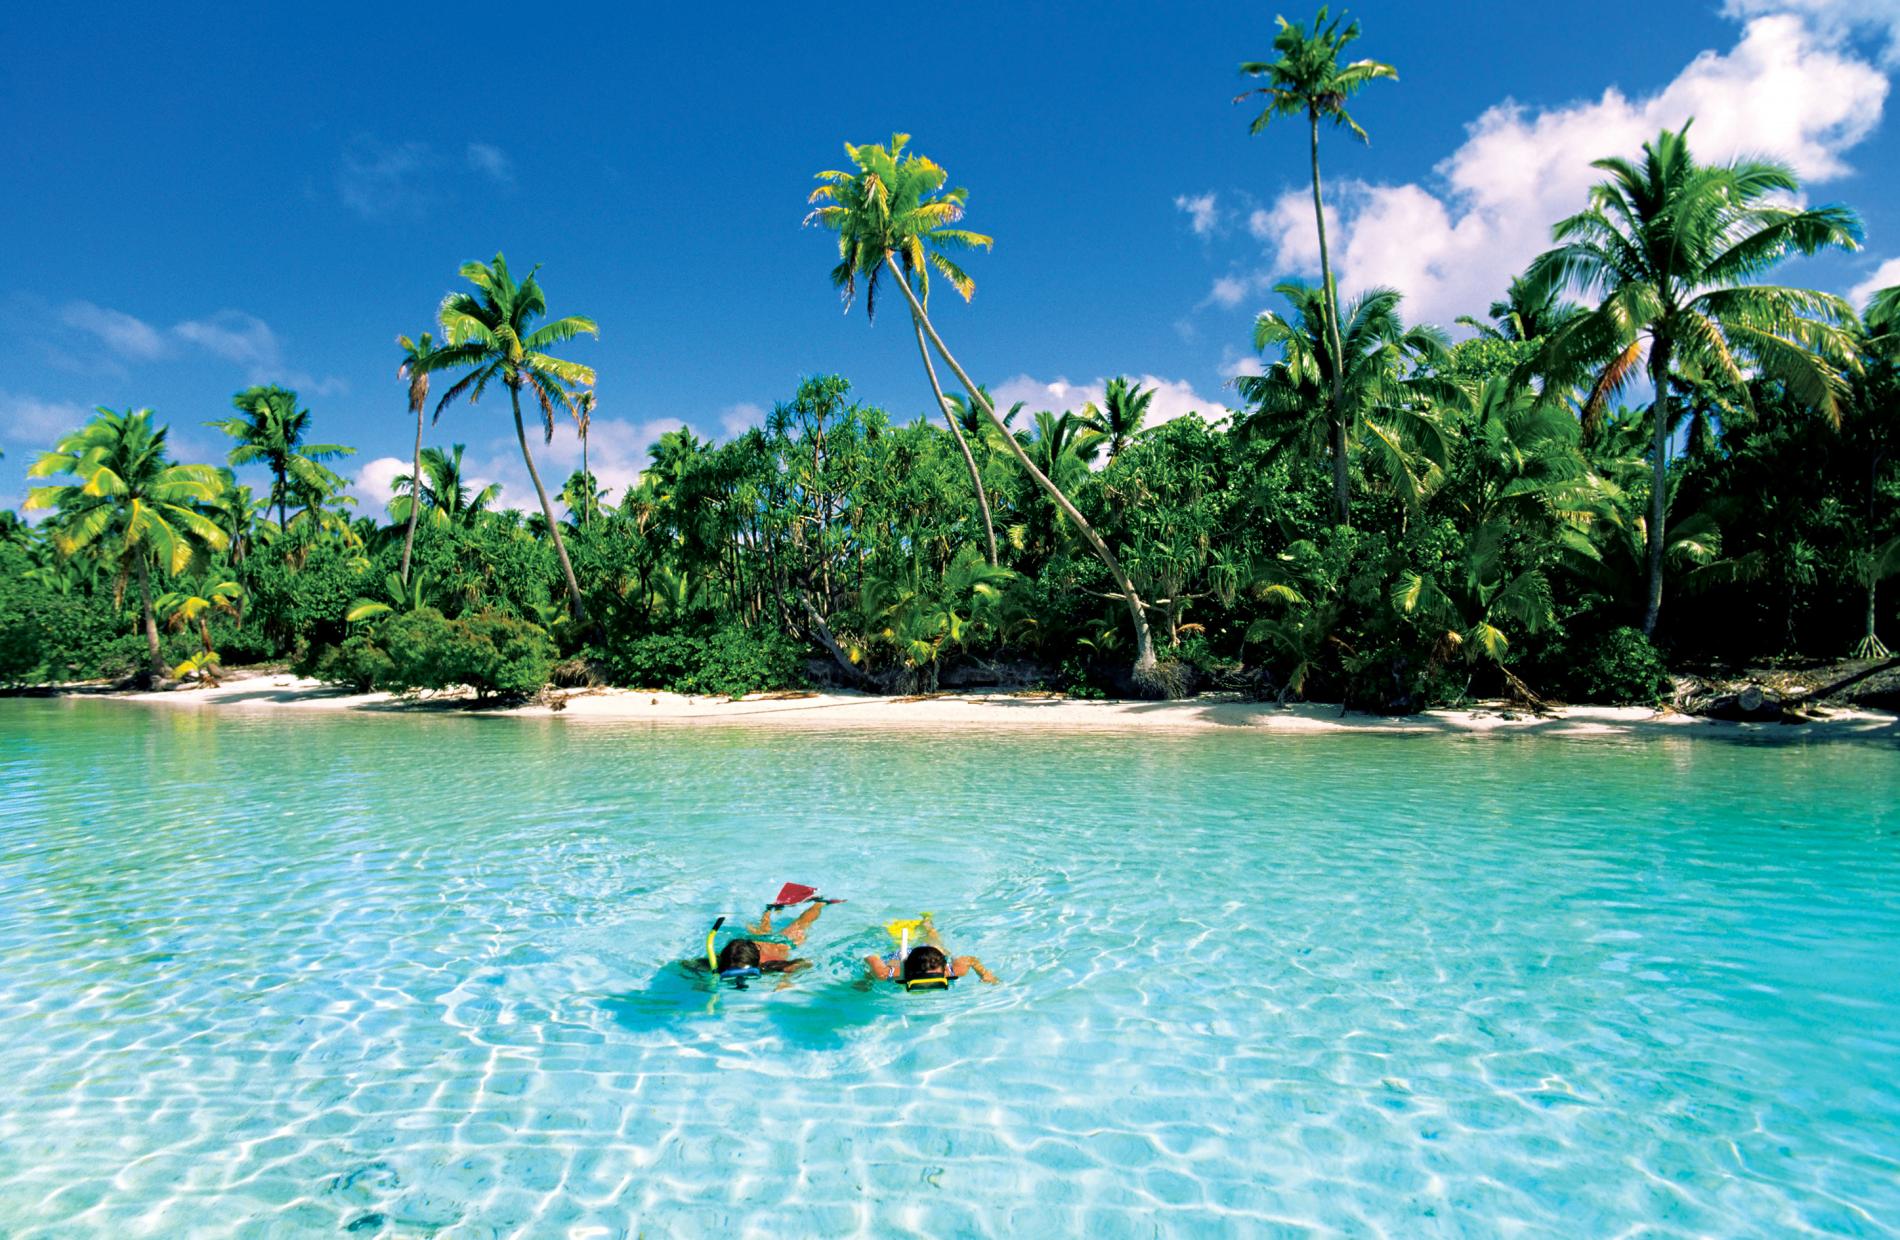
865;913;999;989
694;884;843;985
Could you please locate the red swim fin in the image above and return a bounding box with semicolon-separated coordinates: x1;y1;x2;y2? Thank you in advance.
772;882;817;907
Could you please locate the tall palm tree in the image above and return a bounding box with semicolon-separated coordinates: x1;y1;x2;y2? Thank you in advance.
1238;280;1454;511
809;135;999;566
560;469;607;525
1238;6;1397;525
808;136;1169;690
396;332;441;584
208;385;353;532
25;408;228;684
1085;377;1156;462
572;389;598;526
1526;124;1863;634
427;253;598;624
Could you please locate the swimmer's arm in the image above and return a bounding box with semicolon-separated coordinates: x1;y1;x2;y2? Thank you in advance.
772;959;811;990
953;955;998;984
865;953;894;981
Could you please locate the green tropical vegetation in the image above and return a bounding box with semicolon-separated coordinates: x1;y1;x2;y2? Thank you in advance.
1;10;1894;710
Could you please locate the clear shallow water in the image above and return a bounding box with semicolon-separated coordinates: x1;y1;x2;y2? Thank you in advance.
0;701;1897;1238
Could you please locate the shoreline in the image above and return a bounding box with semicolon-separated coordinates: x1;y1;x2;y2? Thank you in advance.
21;671;1900;742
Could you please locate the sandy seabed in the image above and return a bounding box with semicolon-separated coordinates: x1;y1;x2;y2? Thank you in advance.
66;671;1900;743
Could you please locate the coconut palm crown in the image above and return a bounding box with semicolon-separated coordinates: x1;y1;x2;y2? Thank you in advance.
806;133;993;321
426;252;598;622
25;408;228;682
1523;123;1863;634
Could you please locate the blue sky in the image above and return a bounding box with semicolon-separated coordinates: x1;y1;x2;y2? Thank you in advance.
3;1;1897;510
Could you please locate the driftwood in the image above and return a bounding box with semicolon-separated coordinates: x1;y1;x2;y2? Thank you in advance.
1784;657;1900;709
1676;657;1900;723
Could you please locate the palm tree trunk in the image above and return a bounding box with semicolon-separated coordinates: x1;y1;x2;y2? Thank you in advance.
1643;338;1672;637
399;404;423;584
912;315;999;565
510;384;591;627
886;254;1163;689
136;556;163;684
581;429;592;526
1309;113;1352;528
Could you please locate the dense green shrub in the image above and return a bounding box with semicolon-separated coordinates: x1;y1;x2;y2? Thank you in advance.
240;544;366;656
1555;627;1673;705
0;544;42;683
300;609;554;700
1342;639;1466;714
296;631;395;692
598;625;806;696
378;608;554;700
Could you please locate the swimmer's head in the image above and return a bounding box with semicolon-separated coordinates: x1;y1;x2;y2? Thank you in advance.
903;945;948;981
717;938;760;971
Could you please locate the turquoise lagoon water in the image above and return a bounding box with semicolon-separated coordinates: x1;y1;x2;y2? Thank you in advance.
0;699;1897;1238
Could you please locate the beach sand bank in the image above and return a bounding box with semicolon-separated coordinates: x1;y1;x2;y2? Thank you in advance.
49;671;1900;742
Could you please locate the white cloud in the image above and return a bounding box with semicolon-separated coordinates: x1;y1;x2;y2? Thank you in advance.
1218;346;1264;379
467;142;513;184
0;390;91;448
1175;192;1220;238
1250;14;1888;328
168;310;348;395
992;374;1233;432
1850;257;1900;306
718;401;766;438
31;301;339;393
466;415;690;511
1723;0;1900;62
60;301;169;361
351;456;409;510
337;138;436;219
174;310;281;371
1208;274;1251;308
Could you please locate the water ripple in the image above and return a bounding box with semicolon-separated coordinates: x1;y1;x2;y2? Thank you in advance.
0;701;1896;1237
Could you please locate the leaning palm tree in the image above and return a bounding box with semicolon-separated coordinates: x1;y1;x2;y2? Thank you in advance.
395;332;441;584
1238;280;1455;512
810;135;999;566
1526;124;1863;634
1238;6;1396;525
808;135;1169;691
1086;377;1156;463
208;385;353;531
427;253;598;624
25;408;228;685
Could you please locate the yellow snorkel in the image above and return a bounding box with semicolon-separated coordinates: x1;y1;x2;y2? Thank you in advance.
705;916;725;972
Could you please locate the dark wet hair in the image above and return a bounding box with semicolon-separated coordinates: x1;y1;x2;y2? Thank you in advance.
903;945;947;981
717;938;760;971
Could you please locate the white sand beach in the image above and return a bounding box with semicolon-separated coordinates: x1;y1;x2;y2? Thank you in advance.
68;670;1900;741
